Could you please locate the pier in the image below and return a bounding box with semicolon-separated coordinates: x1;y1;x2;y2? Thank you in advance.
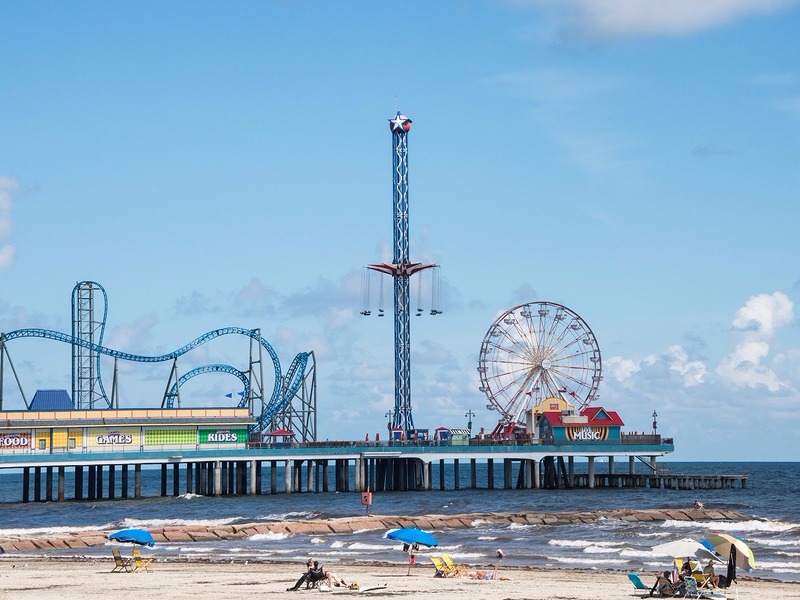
0;437;748;504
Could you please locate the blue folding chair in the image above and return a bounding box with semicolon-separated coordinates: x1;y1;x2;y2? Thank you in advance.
628;572;652;597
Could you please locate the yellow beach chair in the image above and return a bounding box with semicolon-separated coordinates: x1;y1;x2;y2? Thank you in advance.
430;555;448;576
132;548;154;572
111;548;131;573
441;555;466;576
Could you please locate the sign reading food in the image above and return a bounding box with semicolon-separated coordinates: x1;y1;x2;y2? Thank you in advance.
0;432;31;447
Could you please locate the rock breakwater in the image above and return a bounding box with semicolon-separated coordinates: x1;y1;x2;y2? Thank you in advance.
0;507;748;554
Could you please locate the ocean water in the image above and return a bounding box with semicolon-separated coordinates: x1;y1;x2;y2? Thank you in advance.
1;461;798;582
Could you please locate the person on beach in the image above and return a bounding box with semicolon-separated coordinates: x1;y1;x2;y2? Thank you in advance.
681;558;694;578
324;570;347;588
650;570;680;596
287;559;313;591
287;559;326;591
467;564;508;581
702;561;719;588
308;561;326;588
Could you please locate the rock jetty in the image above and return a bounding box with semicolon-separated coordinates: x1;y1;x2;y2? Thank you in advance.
0;507;749;554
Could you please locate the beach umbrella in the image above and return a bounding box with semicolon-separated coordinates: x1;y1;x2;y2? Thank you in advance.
703;532;755;572
108;528;155;548
385;527;438;548
385;528;438;576
652;539;723;563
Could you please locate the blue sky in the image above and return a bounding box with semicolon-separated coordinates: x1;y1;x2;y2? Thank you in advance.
1;1;799;461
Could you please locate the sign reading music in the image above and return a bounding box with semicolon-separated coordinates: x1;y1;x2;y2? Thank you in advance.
565;426;609;442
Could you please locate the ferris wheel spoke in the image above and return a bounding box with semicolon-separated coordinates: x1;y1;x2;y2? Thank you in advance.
494;328;539;358
492;371;535;412
486;364;537;393
550;368;593;394
506;372;538;412
509;319;542;352
489;342;536;364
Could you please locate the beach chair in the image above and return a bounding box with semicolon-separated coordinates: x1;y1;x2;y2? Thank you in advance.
132;548;154;572
627;573;651;597
430;556;458;577
684;575;702;599
430;556;447;577
111;548;131;573
441;555;466;576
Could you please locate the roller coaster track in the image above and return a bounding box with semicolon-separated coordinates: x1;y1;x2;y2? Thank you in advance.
1;327;308;433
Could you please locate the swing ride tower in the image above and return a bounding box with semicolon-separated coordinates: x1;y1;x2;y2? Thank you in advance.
365;112;439;436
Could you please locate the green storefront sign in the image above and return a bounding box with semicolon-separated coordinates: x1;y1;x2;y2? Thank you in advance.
199;428;248;444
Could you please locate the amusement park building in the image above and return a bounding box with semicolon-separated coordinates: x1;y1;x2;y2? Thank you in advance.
526;397;625;444
0;399;253;455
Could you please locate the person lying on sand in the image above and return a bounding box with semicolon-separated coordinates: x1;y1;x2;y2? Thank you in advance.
325;571;347;587
465;564;509;581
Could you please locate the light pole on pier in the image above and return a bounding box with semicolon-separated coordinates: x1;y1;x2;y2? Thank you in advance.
465;409;475;434
385;410;394;439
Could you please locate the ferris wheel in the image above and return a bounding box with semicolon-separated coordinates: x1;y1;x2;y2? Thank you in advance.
477;301;602;427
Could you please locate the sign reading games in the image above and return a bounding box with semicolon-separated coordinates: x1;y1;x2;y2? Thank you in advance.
95;431;134;445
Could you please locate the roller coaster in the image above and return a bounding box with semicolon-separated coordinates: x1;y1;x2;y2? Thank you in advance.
0;281;316;439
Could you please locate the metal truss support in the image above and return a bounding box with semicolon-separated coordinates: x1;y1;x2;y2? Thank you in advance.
268;351;317;443
247;329;265;420
72;281;110;409
161;358;182;408
0;334;29;409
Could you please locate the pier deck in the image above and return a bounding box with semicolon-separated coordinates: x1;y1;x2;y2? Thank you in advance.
0;439;748;503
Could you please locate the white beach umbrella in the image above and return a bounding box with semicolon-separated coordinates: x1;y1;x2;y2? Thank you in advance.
652;538;723;563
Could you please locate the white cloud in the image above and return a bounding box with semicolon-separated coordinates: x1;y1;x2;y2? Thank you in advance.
716;291;793;391
514;0;799;40
0;177;17;237
605;355;642;382
666;344;707;386
0;177;18;268
0;245;14;268
731;291;793;336
606;292;793;396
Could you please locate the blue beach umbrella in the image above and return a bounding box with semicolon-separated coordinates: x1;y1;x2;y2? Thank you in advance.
385;527;438;548
386;527;438;575
108;528;155;548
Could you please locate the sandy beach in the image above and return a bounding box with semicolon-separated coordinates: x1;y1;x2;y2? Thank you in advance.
0;558;797;600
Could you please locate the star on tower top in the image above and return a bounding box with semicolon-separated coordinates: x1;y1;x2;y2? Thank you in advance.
388;111;412;133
